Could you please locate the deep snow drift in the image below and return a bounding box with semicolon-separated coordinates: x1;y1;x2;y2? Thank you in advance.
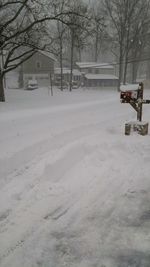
0;87;150;267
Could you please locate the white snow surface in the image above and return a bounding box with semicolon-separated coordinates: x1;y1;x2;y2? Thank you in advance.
0;87;150;267
120;84;140;91
85;74;118;80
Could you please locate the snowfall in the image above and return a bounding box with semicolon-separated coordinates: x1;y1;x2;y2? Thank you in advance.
0;86;150;267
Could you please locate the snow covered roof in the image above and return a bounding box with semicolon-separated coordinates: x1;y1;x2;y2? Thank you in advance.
55;68;81;76
76;62;114;69
38;50;56;61
85;74;118;80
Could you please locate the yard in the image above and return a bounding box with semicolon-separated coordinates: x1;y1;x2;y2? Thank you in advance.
0;87;150;267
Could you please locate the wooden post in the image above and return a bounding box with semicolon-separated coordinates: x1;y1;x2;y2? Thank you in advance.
137;82;143;122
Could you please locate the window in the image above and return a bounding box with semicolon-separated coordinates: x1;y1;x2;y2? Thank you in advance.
36;61;41;69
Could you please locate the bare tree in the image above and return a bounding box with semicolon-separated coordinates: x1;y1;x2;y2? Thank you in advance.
90;1;106;62
103;0;126;89
0;0;46;101
122;0;150;84
66;0;90;91
0;0;88;101
54;1;69;91
103;0;150;89
43;0;70;91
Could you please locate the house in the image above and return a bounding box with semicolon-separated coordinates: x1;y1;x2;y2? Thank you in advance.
76;62;118;87
54;68;81;85
22;50;56;87
84;74;118;87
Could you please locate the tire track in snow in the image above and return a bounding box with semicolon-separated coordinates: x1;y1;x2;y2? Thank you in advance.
1;137;149;267
0;107;135;263
0;94;144;266
0;205;71;265
0;141;124;265
0;135;121;265
0;141;97;264
0;101;131;189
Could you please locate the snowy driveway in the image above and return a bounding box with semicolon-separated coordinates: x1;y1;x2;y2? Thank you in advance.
0;88;150;267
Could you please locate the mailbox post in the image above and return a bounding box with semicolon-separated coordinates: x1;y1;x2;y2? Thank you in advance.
120;82;150;135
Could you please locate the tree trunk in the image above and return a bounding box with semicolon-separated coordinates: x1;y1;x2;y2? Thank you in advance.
132;61;138;83
118;47;123;91
0;71;5;102
123;59;128;85
18;65;24;88
69;30;74;92
123;25;130;85
60;42;63;91
49;72;53;96
131;48;140;83
78;47;82;62
94;32;98;62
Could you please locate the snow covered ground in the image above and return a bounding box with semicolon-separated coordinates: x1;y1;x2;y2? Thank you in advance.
0;87;150;267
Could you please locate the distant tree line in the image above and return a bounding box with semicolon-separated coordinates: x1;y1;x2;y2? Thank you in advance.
103;0;150;89
0;0;150;101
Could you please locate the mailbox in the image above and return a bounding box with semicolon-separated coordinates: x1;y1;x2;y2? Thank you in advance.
120;82;150;135
120;90;138;103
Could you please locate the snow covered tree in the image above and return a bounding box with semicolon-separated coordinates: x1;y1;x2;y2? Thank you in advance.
0;0;88;102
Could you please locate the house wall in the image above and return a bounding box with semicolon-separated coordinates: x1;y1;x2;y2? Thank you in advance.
23;52;54;74
23;52;54;87
79;67;114;75
85;79;118;87
90;68;114;75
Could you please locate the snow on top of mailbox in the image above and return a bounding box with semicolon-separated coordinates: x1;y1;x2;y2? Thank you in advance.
120;83;139;92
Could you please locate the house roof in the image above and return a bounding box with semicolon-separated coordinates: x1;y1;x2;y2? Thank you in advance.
85;74;118;80
55;68;81;76
76;62;114;69
38;50;56;61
